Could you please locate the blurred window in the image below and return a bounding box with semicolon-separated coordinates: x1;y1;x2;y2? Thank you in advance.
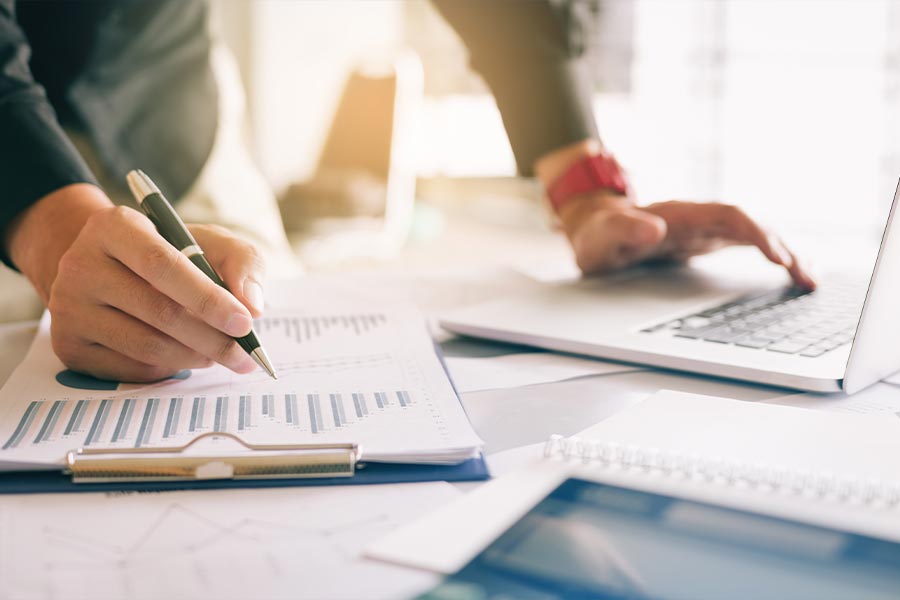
407;0;900;232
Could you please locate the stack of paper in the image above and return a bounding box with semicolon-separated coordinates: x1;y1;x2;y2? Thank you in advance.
0;305;483;471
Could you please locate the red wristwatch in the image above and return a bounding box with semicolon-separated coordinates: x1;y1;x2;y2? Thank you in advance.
546;152;631;214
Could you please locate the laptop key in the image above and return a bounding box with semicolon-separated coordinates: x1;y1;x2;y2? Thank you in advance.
800;346;827;357
767;340;810;354
701;329;748;343
735;337;772;349
755;330;787;342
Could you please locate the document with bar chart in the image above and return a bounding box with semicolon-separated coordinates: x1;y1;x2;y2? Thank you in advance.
0;305;483;471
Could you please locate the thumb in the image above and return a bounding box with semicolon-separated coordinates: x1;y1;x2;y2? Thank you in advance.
188;224;268;317
573;208;667;274
606;209;668;268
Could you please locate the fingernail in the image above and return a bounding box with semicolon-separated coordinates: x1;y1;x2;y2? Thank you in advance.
244;279;265;313
226;312;253;337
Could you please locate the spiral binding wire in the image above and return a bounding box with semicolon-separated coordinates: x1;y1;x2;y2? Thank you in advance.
543;434;900;508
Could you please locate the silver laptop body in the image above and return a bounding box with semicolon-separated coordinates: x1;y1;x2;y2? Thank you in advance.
441;184;900;393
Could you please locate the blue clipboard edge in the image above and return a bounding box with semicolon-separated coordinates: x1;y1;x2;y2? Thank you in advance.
0;337;490;494
0;454;489;494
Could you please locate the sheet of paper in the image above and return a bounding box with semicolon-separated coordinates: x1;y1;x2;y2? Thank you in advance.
881;371;900;385
0;482;458;600
444;352;643;393
0;306;482;470
766;382;900;417
368;390;900;574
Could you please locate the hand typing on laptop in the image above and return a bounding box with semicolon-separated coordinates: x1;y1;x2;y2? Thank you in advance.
535;140;816;290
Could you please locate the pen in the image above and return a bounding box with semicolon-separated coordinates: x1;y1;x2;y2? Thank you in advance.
126;169;278;380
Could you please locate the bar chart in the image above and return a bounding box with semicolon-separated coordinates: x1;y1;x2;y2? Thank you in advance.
2;388;419;450
254;313;389;344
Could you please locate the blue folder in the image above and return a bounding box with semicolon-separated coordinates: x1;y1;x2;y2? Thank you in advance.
0;454;489;494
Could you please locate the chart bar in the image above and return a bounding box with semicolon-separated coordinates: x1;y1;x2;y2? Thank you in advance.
330;394;345;427
85;399;112;446
135;398;159;448
238;395;251;431
2;401;41;450
375;392;387;409
190;397;205;432
262;393;274;417
396;390;411;407
214;396;228;432
35;400;66;444
285;393;298;426
163;397;182;438
352;393;367;418
111;399;136;443
336;394;347;425
307;393;323;434
64;399;89;436
314;394;324;431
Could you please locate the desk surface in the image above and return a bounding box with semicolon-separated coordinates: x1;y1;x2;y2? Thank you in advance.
0;279;801;599
0;187;888;599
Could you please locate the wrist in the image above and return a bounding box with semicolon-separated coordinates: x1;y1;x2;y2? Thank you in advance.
556;188;633;238
5;184;113;302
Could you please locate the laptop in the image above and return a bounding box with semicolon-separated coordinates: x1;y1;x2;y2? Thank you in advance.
440;184;900;393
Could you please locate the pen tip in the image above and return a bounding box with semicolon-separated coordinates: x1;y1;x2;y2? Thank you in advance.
250;347;277;380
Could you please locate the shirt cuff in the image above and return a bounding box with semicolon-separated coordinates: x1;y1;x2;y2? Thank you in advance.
0;94;98;270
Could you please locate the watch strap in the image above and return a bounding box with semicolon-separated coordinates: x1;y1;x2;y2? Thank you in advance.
547;152;630;213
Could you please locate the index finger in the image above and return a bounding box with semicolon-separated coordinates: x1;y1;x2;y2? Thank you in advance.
97;207;254;337
714;205;817;290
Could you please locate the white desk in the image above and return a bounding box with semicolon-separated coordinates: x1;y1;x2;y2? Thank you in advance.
0;279;801;599
0;190;889;598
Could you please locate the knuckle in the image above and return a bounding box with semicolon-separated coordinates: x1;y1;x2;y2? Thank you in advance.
55;249;90;284
214;337;237;364
137;334;167;362
721;203;745;218
202;223;231;237
151;295;185;329
142;244;182;282
244;243;266;274
108;205;141;228
194;286;222;319
50;333;80;368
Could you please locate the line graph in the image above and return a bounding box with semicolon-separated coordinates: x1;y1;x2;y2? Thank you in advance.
0;484;452;600
40;503;390;566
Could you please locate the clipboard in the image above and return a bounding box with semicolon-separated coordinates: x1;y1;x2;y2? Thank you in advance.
0;431;488;494
0;341;490;494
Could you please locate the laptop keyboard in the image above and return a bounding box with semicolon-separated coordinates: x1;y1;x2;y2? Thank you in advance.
642;284;863;357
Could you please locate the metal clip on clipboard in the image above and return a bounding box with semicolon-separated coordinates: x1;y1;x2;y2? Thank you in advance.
64;432;360;484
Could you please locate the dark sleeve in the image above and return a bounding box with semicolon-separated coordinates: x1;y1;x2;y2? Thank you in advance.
432;0;599;176
0;0;97;267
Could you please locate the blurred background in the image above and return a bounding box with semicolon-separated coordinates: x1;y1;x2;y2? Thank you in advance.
2;0;896;322
217;0;900;248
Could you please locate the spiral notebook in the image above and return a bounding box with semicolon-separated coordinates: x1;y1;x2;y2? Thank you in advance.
368;389;900;574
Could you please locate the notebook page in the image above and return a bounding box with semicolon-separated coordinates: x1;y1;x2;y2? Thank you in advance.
571;390;900;482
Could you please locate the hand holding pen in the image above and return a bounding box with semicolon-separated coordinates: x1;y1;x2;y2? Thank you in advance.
25;176;274;382
127;170;277;379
